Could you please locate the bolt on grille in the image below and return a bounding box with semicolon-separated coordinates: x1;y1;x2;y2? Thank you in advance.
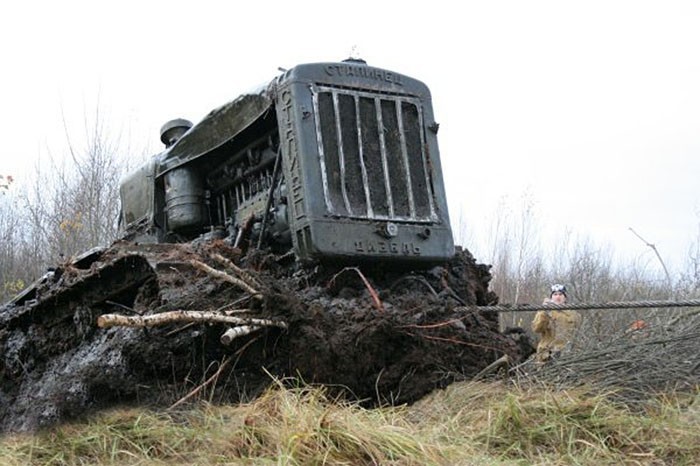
313;86;436;222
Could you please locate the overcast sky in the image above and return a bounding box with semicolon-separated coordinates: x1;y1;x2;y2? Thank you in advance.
1;1;699;274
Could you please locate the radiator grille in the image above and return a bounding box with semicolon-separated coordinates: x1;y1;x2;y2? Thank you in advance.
313;86;436;222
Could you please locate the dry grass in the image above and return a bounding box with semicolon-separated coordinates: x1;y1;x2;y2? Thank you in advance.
0;380;698;465
412;381;700;465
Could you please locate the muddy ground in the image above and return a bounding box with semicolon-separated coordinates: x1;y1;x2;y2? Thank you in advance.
0;241;533;432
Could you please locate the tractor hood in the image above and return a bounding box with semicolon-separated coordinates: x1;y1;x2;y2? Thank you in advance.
156;89;273;177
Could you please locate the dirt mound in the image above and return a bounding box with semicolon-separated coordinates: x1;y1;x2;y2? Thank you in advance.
0;241;532;432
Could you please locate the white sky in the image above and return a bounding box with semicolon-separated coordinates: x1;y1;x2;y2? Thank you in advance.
1;0;699;274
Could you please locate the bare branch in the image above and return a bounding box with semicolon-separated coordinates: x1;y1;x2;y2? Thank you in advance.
96;310;286;329
190;259;262;299
328;267;383;312
168;357;231;410
210;253;263;289
629;227;672;286
220;325;262;345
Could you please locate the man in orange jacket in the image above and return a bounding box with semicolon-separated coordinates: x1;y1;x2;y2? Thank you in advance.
532;284;582;362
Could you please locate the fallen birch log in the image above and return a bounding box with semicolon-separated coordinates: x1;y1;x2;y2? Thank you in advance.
97;310;287;329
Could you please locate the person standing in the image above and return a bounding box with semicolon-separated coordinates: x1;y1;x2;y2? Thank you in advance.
531;284;582;362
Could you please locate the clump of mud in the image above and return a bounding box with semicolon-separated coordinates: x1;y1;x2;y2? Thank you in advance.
0;242;532;432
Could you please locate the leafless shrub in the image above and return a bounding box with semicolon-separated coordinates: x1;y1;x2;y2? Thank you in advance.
459;191;700;331
0;191;31;301
484;192;546;328
677;215;700;297
0;103;142;301
461;194;700;401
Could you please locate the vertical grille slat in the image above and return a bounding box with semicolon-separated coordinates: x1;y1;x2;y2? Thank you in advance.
381;99;409;217
311;92;333;213
332;92;353;216
314;85;436;222
376;97;395;218
404;101;433;218
337;93;367;215
360;97;389;217
316;92;346;215
355;96;373;217
396;100;416;218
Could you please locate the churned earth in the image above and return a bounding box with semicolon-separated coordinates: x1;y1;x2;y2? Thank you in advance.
0;240;532;432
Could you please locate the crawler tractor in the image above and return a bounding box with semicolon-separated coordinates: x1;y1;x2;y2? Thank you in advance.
120;58;454;263
0;60;528;433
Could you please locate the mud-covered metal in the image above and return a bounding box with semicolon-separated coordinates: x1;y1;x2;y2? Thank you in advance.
119;60;454;263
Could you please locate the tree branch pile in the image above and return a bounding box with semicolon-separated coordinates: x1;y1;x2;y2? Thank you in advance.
517;310;700;404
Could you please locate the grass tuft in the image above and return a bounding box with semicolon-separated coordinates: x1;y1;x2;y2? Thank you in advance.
0;380;698;465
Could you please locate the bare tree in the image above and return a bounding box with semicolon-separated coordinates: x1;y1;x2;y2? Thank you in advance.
1;102;137;301
0;190;29;301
